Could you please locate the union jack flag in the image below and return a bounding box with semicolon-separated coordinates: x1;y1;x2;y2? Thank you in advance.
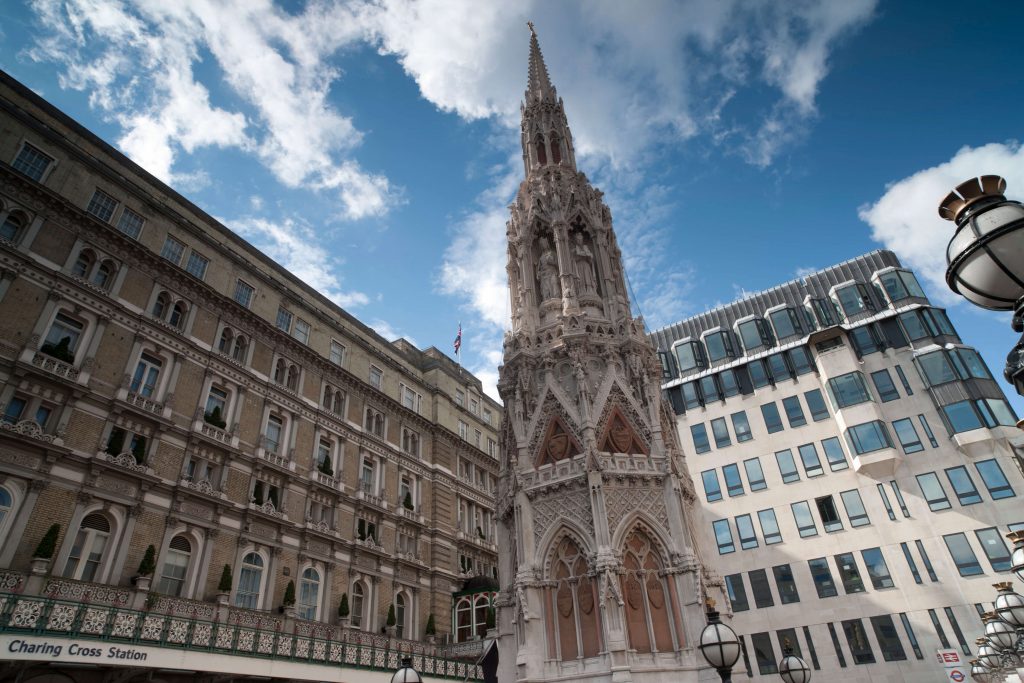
454;323;462;355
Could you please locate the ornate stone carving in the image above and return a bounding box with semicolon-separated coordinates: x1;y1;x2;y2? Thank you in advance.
530;485;592;549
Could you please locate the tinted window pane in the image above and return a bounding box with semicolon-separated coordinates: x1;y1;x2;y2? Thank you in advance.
845;421;892;455
870;615;907;662
751;632;778;674
782;396;806;427
791;501;817;537
798;443;823;477
900;542;922;583
691;424;711;454
827;372;871;408
861;547;894;589
720;369;740;397
976;459;1015;499
892;418;924;454
776;449;800;483
943;400;983;433
916;472;951;511
789;347;814;375
757;509;782;544
918;352;957;385
770;308;799;338
804;389;829;421
723;464;744;497
749;569;775;608
736;514;758;550
815;496;843;533
944;466;981;505
711;417;731;448
943;533;982;576
701;470;722;502
870;370;900;402
834;553;865;593
821;437;848;471
850;326;880;355
725;574;749;612
749;359;770;388
744;458;767;491
761;402;784;433
840;489;870;527
713;520;735;554
772;564;800;604
842;619;876;664
731;411;753;442
975;527;1011;572
700;375;721;403
705;331;734;362
899;310;929;340
808;557;838;598
682;382;701;409
767;353;791;382
899;613;924;660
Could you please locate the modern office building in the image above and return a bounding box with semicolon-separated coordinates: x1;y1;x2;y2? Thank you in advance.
0;69;499;683
652;250;1024;681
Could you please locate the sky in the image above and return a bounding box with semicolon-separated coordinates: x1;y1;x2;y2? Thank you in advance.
1;0;1023;411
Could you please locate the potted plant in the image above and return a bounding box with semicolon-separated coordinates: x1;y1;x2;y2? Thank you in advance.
402;492;414;511
385;603;397;637
105;429;125;455
282;580;296;617
318;457;333;477
40;337;74;363
31;524;60;574
134;544;156;590
337;593;350;626
131;436;147;465
485;606;496;634
216;564;232;604
424;613;436;645
203;405;227;429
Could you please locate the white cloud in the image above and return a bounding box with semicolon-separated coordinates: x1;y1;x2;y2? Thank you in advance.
859;141;1024;302
367;319;416;347
227;216;370;309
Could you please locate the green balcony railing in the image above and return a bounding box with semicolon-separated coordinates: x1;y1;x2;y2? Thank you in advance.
0;593;482;680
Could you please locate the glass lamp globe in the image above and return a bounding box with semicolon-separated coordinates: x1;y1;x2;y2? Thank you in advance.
984;615;1017;651
976;642;1001;669
941;175;1024;311
391;657;422;683
969;661;991;683
994;582;1024;628
779;651;812;683
1009;531;1024;583
699;605;741;671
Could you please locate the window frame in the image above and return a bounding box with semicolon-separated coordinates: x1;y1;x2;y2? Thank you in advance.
943;532;983;576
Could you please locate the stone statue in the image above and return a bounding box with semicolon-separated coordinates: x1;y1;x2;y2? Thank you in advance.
537;237;560;301
573;233;597;294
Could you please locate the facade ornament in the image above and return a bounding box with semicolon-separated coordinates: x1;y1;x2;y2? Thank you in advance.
573;232;597;295
536;236;560;301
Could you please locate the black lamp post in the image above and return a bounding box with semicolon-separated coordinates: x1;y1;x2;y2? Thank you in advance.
777;639;812;683
391;657;423;683
939;175;1024;397
698;599;741;682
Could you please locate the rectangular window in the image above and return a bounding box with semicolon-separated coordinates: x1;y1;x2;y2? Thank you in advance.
975;527;1012;572
791;501;818;538
276;307;293;332
797;443;823;477
895;365;914;395
870;369;900;402
804;389;829;421
899;613;924;660
877;484;896;520
713;519;735;554
815;495;843;533
700;375;721;403
738;636;754;677
701;470;723;502
821;436;848;471
748;569;775;608
681;381;702;409
892;418;924;454
776;449;800;483
86;189;118;222
929;609;951;649
827;371;871;409
751;632;778;675
13;142;53;181
861;547;894;589
945;466;982;505
329;341;345;365
185;251;209;279
842;619;876;664
891;481;911;517
845;420;893;455
160;236;185;265
827;623;848;667
234;280;255;308
725;574;749;612
900;542;922;584
293;319;310;344
757;509;782;545
789;346;814;375
761;402;784;433
772;564;800;604
711;417;731;448
369;365;383;389
704;330;736;362
850;326;881;355
802;626;821;670
944;532;983;576
736;514;758;550
730;411;753;442
748;359;771;388
720;369;740;397
744;457;767;491
782;396;806;427
976;459;1015;499
767;353;792;382
738;318;773;353
916;472;951;511
834;553;865;594
809;557;839;598
918;414;939;447
945;607;972;655
690;424;711;454
723;464;744;497
840;489;870;527
869;615;907;662
915;540;939;581
116;207;145;238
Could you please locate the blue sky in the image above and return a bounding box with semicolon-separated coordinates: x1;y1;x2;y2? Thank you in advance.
1;0;1023;410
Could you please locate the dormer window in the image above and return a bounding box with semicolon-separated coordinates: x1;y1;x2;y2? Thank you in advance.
673;340;706;374
703;330;737;363
768;308;804;340
878;270;926;303
737;318;774;353
810;298;840;327
834;283;876;318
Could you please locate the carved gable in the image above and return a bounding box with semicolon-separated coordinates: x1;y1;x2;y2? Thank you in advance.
536;415;582;466
598;405;648;455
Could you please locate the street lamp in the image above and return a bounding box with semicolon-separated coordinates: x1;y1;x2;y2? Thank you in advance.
993;582;1024;629
699;598;741;682
1009;531;1024;584
969;659;992;682
391;657;422;683
939;175;1024;395
777;639;812;683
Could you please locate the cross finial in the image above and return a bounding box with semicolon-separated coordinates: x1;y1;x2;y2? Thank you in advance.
527;21;535;35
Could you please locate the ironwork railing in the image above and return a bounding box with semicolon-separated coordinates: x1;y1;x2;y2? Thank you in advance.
0;593;482;680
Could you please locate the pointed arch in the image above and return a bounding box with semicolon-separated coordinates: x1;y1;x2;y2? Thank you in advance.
549;131;562;164
542;530;601;660
534;133;547;166
618;524;677;653
598;405;648;455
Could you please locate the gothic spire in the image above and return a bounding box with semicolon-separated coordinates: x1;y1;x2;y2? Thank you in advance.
525;22;556;105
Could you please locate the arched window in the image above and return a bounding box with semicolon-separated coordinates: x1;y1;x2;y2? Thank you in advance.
474;595;490;639
236;552;264;609
286;364;299;391
62;512;111;582
351;581;366;629
92;260;115;290
152;292;171;320
456;597;473;642
0;485;13;531
130;352;163;397
232;335;248;363
169;301;187;329
621;528;674;653
298;567;321;620
323;384;333;408
395;591;407;639
218;328;234;354
334;391;345;415
0;212;26;242
535;134;547;165
274;359;287;384
548;536;600;660
157;535;192;596
72;250;95;278
549;132;562;164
